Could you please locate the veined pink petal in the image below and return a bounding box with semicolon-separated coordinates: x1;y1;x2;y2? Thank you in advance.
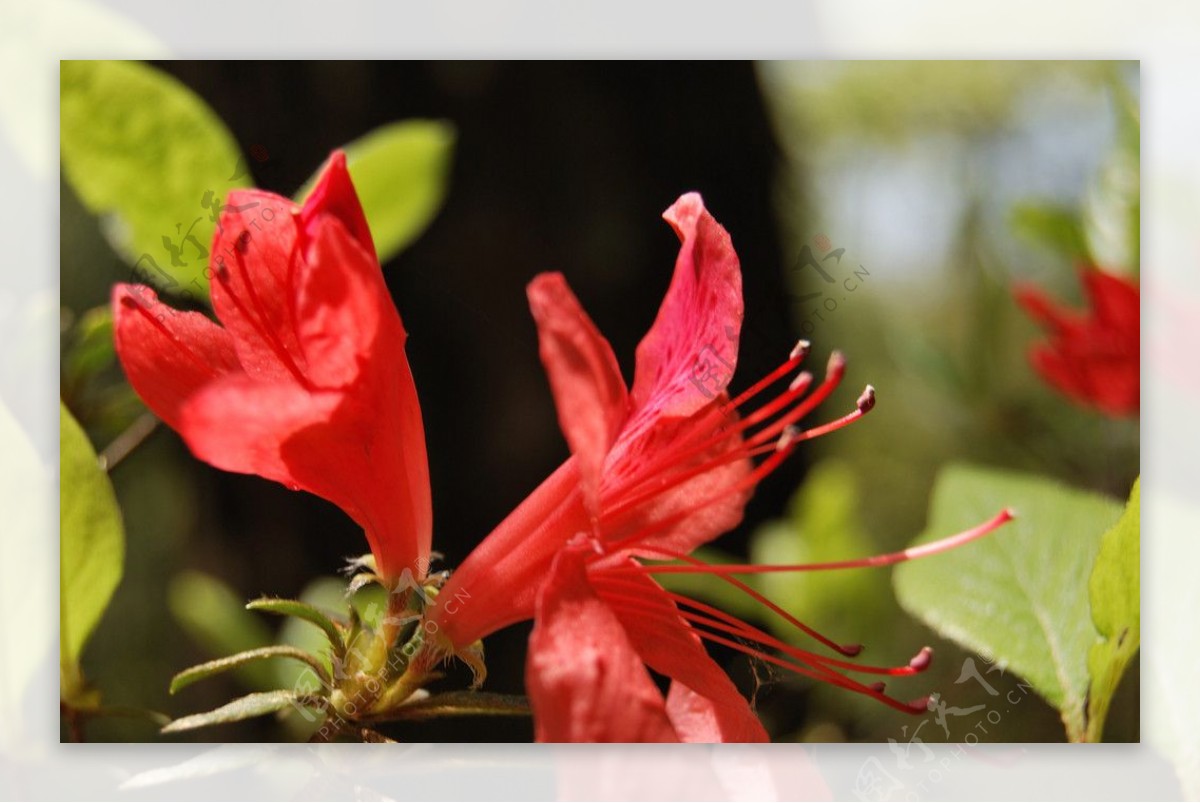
528;272;629;514
630;192;743;421
527;546;679;743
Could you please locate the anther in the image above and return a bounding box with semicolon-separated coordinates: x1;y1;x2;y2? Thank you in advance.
790;339;812;360
908;646;933;671
856;385;876;413
826;350;846;377
776;425;801;452
789;370;813;392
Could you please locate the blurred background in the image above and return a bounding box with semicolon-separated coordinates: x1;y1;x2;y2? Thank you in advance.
58;60;1139;742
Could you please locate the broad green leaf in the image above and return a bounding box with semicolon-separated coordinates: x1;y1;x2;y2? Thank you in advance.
1010;202;1090;261
1085;478;1139;742
246;597;344;659
60;60;249;297
893;464;1121;742
161;690;315;734
389;691;531;721
751;460;886;641
170;646;331;695
296;120;455;264
168;571;275;690
60;403;124;675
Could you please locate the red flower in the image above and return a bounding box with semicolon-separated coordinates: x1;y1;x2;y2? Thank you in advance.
112;152;432;583
1015;268;1140;417
426;194;1013;741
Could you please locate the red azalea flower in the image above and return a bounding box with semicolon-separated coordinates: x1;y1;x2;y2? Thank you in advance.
112;152;432;583
1014;268;1140;417
427;194;1012;741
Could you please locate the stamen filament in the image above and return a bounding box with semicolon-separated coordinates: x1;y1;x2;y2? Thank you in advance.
639;508;1015;575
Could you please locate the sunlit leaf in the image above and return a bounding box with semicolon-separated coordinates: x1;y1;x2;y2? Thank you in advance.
60;402;124;678
893;463;1121;741
161;690;316;734
296;120;455;264
60;60;249;297
1086;477;1139;742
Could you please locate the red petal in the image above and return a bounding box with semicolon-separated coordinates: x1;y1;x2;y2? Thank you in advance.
296;214;399;387
300;150;377;262
1082;269;1139;334
209;188;309;383
630;193;743;420
604;401;752;556
111;284;242;431
527;546;679;743
177;376;423;577
528;272;629;513
600;565;768;743
431;458;588;649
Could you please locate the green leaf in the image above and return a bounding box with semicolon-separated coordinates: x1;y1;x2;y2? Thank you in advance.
246;597;345;659
60;402;125;675
271;577;348;690
1010;202;1090;261
296;120;455;264
62;307;116;387
170;646;331;695
168;571;276;689
60;60;249;297
387;691;531;721
161;690;317;734
1085;477;1139;742
893;463;1122;741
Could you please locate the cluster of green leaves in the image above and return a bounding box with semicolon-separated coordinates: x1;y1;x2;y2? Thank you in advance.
894;464;1138;742
60;60;455;299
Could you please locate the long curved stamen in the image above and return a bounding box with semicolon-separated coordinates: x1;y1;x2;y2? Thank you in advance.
602;381;873;555
638;508;1015;576
593;580;930;715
